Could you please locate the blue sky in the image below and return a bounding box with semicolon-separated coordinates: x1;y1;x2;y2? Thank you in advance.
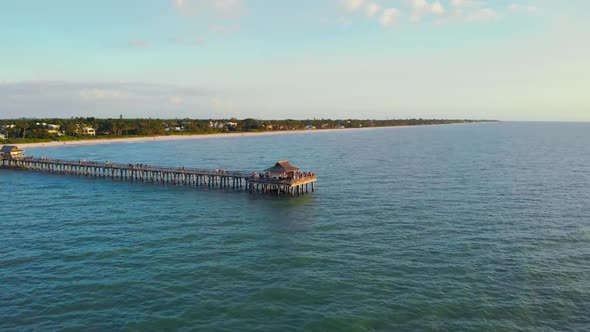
0;0;588;120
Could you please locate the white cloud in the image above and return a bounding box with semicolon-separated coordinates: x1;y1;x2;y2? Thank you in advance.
409;0;428;22
507;3;538;13
344;0;364;11
451;0;485;8
431;1;445;15
339;0;508;25
380;8;400;26
80;89;125;100
466;8;499;22
1;81;212;118
169;96;183;104
409;0;445;22
412;0;429;11
366;3;381;18
173;0;244;18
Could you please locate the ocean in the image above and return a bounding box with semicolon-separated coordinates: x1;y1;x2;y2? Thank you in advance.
1;122;589;331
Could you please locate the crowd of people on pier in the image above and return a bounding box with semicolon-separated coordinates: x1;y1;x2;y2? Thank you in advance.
250;171;315;182
12;156;313;182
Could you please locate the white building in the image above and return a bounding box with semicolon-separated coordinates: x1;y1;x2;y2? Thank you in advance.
46;124;61;135
81;127;96;136
1;124;15;131
165;126;184;132
209;121;224;129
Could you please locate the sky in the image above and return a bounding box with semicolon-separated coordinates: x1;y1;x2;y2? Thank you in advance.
0;0;589;121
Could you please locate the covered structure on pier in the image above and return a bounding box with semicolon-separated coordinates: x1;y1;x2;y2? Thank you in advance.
249;160;315;196
264;160;300;178
0;146;25;159
1;154;316;197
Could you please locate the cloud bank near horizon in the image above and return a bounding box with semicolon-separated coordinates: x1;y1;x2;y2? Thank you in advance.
0;0;588;121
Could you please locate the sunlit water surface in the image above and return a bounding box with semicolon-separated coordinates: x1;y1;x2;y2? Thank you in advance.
1;123;589;331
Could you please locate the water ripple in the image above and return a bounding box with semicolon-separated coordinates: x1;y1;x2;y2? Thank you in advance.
1;123;590;331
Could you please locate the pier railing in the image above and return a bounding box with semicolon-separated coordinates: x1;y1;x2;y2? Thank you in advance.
1;156;316;196
16;157;252;177
248;175;317;185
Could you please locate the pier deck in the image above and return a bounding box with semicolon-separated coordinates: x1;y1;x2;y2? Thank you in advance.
0;155;316;196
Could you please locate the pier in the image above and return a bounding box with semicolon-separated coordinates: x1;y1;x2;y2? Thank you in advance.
0;146;316;196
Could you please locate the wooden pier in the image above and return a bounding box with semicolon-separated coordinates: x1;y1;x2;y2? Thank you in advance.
248;160;316;196
0;148;316;197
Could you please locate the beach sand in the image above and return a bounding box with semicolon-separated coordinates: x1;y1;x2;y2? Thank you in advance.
12;127;379;149
7;123;474;149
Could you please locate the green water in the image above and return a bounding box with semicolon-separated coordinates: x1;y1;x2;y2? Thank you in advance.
1;122;589;331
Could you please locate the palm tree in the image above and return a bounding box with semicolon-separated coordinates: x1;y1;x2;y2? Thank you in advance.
14;121;31;139
22;123;29;139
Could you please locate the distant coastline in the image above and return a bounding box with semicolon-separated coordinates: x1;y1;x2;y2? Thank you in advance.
0;119;497;149
13;126;374;148
5;121;495;149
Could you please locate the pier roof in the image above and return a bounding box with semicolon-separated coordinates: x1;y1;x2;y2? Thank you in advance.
1;146;22;153
1;145;25;159
264;160;300;173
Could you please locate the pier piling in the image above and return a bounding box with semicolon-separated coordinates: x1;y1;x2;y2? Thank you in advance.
1;155;316;197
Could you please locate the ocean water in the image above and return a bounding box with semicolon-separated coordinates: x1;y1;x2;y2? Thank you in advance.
1;122;589;331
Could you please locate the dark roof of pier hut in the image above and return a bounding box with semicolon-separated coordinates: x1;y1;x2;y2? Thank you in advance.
264;160;300;173
1;146;22;153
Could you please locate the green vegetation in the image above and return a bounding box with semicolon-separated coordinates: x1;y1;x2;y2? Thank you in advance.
0;117;495;144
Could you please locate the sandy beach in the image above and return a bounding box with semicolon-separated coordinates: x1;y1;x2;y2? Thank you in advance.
10;125;420;149
6;122;484;149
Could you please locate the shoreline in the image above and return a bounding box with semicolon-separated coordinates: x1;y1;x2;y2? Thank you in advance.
9;123;478;149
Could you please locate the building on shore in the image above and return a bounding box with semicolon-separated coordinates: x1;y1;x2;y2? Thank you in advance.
209;121;225;129
46;124;61;135
81;127;96;136
73;125;97;136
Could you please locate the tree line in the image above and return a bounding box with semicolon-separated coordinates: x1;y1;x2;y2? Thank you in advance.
0;117;492;143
